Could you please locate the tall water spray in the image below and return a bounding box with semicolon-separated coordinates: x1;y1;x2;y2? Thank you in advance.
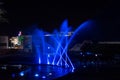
32;19;95;70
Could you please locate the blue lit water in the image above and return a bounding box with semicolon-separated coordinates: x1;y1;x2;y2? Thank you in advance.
32;19;95;70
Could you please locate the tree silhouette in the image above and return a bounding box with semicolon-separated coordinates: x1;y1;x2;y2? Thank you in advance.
0;2;8;23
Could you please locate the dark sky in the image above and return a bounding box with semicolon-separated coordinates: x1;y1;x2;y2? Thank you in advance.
1;0;120;40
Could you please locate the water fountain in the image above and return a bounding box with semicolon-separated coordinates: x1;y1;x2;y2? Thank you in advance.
0;19;96;80
32;19;74;69
27;19;95;79
32;19;94;67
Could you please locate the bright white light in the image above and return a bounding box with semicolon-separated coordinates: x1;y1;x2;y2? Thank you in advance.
44;34;52;36
47;61;50;65
52;62;54;65
48;54;50;57
48;47;50;49
10;37;19;45
39;58;41;64
72;68;75;72
64;34;70;36
20;72;24;76
95;54;98;57
35;74;39;77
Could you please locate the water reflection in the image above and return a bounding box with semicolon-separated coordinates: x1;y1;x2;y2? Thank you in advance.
0;64;72;80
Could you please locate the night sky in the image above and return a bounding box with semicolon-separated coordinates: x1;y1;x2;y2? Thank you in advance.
1;0;120;40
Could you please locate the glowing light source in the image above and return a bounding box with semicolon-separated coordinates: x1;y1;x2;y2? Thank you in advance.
52;62;54;65
42;76;46;79
49;73;52;75
72;68;75;72
39;58;41;64
34;73;39;77
48;54;50;57
47;61;50;65
19;72;24;76
48;47;50;49
95;54;98;57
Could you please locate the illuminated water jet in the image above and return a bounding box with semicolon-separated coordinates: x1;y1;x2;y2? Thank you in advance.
32;19;95;70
